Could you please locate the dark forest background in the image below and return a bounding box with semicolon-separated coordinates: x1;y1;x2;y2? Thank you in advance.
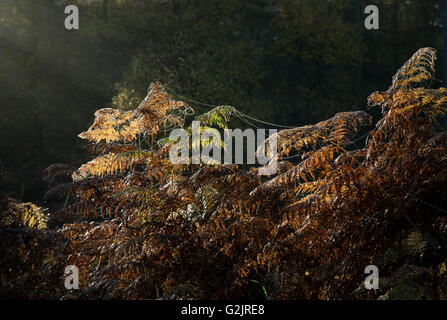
0;0;444;202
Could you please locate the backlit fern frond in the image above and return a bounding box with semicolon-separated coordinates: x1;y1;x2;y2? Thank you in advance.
197;106;238;129
261;111;372;158
1;198;48;230
251;111;371;207
392;47;437;89
134;82;193;135
72;153;124;180
72;150;152;181
368;47;437;108
78;108;142;143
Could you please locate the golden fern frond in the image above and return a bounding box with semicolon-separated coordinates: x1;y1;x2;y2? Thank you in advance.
393;88;447;118
261;111;371;157
251;148;329;197
133;82;192;135
368;47;437;108
390;47;437;90
1;199;48;230
72;151;148;180
251;111;371;199
72;153;119;180
78;108;142;143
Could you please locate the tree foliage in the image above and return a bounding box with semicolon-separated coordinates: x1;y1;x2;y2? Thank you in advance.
0;0;443;202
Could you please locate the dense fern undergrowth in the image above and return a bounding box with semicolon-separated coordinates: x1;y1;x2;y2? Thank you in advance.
1;48;447;300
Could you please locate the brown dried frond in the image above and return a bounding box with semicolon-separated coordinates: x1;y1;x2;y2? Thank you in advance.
85;143;137;155
44;182;75;200
42;163;76;183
